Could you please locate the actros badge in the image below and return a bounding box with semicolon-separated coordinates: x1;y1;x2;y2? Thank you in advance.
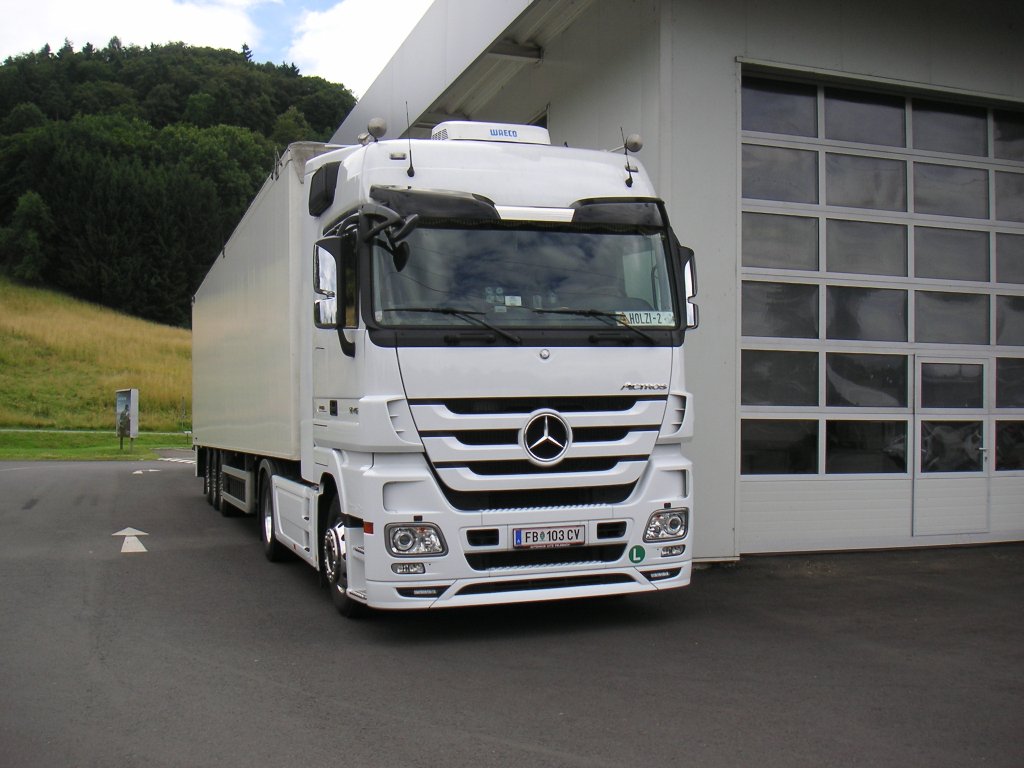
621;382;668;391
522;411;572;465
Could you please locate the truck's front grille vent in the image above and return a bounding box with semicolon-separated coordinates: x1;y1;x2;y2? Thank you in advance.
443;457;626;476
440;483;636;512
442;426;636;446
466;528;500;547
457;572;634;596
597;521;628;539
431;395;650;415
449;429;518;446
466;543;626;571
410;395;666;511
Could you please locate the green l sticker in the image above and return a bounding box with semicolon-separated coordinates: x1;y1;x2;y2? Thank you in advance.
628;545;646;564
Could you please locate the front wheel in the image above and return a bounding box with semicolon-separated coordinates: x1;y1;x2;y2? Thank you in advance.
322;495;367;619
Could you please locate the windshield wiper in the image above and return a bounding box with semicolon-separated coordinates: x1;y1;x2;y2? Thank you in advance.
381;306;522;345
530;307;657;344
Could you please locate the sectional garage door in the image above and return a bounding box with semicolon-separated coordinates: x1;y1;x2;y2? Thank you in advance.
738;73;1024;552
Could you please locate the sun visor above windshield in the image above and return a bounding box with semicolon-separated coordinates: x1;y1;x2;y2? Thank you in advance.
369;185;500;220
571;198;665;227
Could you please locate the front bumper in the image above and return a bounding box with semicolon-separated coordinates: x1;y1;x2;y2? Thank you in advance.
360;559;691;610
317;438;693;612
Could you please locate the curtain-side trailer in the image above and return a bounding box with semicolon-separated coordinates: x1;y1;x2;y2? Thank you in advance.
192;121;698;617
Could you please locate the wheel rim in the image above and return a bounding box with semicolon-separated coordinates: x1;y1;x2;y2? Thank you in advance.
323;524;348;591
262;490;273;543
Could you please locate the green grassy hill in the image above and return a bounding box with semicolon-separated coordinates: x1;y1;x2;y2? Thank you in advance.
0;277;191;432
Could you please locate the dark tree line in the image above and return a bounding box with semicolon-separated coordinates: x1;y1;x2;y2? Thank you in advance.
0;39;356;326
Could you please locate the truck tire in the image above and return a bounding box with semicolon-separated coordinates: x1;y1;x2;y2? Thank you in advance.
203;450;213;503
211;451;223;510
259;470;286;562
322;495;367;618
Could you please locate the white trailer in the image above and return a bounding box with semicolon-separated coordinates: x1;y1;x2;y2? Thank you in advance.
192;121;698;616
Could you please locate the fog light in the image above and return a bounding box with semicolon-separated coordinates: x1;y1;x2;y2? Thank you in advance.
644;508;688;542
386;523;447;556
392;562;426;575
397;586;447;598
643;567;681;582
661;544;686;557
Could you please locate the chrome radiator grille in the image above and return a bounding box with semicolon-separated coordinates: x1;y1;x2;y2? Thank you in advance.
409;395;668;511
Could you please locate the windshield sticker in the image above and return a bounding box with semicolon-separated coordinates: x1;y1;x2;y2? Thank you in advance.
505;295;523;307
616;311;675;327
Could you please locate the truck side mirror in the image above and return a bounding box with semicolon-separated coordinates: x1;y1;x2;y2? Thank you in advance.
314;238;341;327
681;248;699;330
671;235;699;331
314;234;357;357
359;204;419;272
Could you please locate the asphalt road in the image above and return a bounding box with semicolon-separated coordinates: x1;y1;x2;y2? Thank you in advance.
0;458;1022;767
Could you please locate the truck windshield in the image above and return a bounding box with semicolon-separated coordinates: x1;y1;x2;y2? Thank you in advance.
371;225;677;331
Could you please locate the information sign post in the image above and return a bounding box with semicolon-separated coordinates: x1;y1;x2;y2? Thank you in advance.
115;388;139;451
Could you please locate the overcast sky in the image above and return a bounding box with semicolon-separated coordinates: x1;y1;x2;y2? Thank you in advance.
0;0;433;97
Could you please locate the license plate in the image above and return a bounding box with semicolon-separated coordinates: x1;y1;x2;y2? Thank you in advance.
513;524;586;549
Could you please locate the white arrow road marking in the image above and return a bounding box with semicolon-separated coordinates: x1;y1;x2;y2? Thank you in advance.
132;469;162;475
113;527;149;553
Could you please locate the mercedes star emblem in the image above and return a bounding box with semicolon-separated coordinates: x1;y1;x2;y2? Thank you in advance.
522;411;572;465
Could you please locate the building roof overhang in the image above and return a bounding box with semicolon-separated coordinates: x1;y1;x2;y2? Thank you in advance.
333;0;593;143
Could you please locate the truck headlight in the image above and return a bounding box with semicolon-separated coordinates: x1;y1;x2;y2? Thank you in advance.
644;508;688;542
386;523;447;557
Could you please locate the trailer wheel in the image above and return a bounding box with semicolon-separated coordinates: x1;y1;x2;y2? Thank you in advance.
322;495;367;618
210;451;223;510
211;451;231;515
259;470;286;562
203;451;212;502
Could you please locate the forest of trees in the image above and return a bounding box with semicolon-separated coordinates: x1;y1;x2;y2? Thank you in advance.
0;39;356;326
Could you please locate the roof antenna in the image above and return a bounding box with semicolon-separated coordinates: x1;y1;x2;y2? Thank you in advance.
620;127;643;188
621;128;633;187
405;102;415;178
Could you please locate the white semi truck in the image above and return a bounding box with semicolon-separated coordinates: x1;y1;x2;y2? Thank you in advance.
192;120;698;617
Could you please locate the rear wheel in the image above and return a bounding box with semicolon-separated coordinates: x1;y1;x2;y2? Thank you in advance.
211;451;223;510
259;470;286;562
203;451;212;503
322;495;367;618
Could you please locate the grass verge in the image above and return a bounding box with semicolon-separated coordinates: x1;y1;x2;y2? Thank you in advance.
0;430;193;461
0;277;191;431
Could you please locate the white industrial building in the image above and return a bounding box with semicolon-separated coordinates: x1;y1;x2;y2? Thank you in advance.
334;0;1024;560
